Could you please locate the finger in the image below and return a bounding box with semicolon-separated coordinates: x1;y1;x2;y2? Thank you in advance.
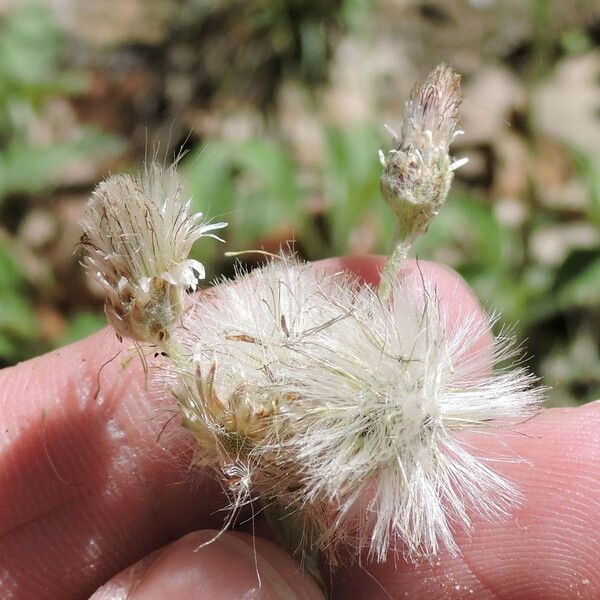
0;329;224;600
90;530;325;600
317;256;493;362
331;401;600;599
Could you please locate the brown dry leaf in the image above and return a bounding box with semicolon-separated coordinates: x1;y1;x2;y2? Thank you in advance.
493;132;530;200
461;66;525;146
529;223;599;267
378;0;599;72
533;137;589;212
347;214;379;256
37;305;66;342
378;0;529;72
278;81;323;167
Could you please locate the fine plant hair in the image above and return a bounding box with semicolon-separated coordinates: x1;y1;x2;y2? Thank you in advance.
78;64;545;571
378;64;468;299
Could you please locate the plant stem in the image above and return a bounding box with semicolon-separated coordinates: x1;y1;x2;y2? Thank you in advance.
264;502;326;593
378;225;413;301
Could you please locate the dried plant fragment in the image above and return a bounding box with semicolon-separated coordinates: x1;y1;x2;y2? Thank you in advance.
275;272;542;560
78;64;546;572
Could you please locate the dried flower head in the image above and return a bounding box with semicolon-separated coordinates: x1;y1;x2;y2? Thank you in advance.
78;63;545;573
277;271;541;561
379;64;467;298
172;260;344;486
380;64;466;239
169;258;543;562
79;162;226;344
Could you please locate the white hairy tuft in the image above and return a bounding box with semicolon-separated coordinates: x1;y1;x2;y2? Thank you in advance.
79;162;226;344
169;257;543;562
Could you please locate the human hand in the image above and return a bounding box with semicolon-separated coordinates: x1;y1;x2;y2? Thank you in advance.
1;257;598;599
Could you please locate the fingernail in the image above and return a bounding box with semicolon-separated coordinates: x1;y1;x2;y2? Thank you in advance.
229;532;325;600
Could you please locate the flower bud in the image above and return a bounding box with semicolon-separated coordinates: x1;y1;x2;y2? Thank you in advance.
380;64;467;248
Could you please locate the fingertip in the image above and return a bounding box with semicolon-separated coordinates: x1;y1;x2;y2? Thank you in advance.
91;530;325;600
315;256;480;312
331;404;600;599
316;256;387;286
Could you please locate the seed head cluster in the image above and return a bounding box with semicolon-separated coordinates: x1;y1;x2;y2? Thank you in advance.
79;64;544;566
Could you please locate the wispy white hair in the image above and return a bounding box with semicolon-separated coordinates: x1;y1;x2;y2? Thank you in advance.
170;257;543;562
79;162;226;343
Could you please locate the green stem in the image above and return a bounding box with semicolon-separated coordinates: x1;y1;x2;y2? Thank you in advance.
264;502;326;593
378;225;414;301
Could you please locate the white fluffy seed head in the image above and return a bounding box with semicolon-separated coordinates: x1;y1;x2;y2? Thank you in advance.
172;260;348;486
380;64;466;248
168;258;543;563
79;162;227;344
275;276;542;560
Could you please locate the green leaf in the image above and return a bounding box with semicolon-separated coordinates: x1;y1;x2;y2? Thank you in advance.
0;292;39;340
560;29;592;55
185;137;304;252
0;240;41;360
184;142;236;219
183;142;237;272
232;138;302;245
555;248;600;309
0;5;86;115
0;6;62;84
0;129;124;198
0;238;23;288
414;191;504;272
322;125;382;254
571;149;600;229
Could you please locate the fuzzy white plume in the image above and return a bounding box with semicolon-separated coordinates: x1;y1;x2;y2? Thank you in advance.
79;162;226;343
169;257;543;562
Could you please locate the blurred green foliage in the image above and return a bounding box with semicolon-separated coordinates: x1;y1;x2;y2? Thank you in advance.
0;6;120;199
184;125;388;268
58;311;107;346
0;239;39;358
0;2;598;407
0;5;121;361
0;5;79;130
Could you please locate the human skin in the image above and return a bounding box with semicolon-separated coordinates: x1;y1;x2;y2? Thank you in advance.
0;257;599;599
